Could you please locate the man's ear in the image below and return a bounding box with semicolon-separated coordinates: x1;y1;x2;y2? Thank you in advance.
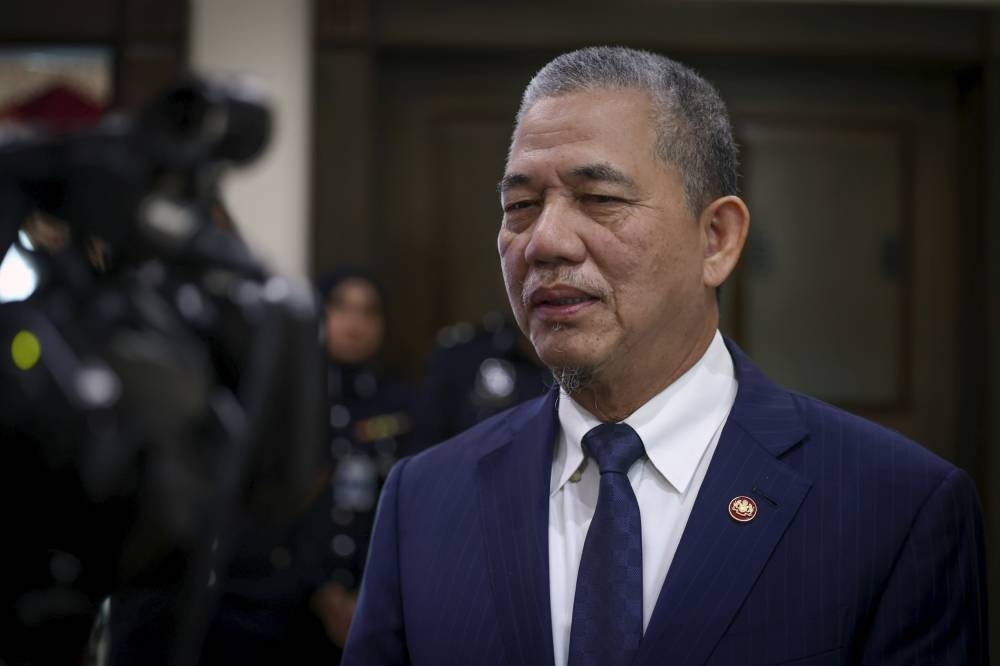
701;195;750;288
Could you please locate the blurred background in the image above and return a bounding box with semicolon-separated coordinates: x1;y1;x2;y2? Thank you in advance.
1;0;998;661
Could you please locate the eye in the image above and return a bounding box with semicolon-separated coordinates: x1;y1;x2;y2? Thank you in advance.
503;200;536;213
582;194;625;205
501;199;538;231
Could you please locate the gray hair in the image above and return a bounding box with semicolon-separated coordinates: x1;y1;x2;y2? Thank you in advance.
514;46;738;212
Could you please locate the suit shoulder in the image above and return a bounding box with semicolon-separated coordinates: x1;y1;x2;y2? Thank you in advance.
787;390;957;482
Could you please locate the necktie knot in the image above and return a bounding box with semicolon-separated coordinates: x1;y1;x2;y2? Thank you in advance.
582;422;645;475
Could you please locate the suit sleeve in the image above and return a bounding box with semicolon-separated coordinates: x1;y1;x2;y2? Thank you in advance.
341;457;412;666
862;468;989;664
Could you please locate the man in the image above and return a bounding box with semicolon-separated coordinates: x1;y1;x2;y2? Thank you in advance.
342;47;988;665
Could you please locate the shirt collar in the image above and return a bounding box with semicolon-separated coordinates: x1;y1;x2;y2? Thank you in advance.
552;331;736;495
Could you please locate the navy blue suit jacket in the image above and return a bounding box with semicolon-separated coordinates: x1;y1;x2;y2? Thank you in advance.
343;341;988;665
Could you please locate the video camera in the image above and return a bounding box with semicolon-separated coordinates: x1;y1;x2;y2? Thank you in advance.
0;77;325;665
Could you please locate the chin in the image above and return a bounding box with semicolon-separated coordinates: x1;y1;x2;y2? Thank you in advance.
533;323;602;362
533;343;598;378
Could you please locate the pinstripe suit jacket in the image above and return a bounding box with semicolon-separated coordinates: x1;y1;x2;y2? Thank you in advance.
343;340;988;665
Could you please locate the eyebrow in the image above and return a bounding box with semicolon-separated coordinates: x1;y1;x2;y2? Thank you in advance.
568;163;636;188
497;163;637;195
497;173;531;195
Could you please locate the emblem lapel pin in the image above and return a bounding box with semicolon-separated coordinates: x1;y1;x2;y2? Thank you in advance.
728;495;758;522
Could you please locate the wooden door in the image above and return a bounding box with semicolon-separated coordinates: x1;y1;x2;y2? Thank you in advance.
369;54;962;460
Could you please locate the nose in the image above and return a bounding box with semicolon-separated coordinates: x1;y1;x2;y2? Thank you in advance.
524;196;587;267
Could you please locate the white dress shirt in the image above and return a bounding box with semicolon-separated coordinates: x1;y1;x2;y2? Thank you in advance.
548;331;738;666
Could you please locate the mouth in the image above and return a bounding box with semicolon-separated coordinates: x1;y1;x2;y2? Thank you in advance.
528;286;600;322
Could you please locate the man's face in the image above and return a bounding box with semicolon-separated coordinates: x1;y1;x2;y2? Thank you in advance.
498;88;715;390
324;278;384;365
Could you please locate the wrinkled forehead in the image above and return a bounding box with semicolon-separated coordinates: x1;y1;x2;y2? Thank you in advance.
504;89;663;183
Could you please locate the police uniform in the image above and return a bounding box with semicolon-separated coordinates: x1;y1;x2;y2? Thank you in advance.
320;361;414;592
232;358;413;664
413;312;548;450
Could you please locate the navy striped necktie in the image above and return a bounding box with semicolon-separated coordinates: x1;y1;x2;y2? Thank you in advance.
568;422;646;666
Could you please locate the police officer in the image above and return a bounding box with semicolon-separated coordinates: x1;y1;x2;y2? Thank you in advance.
413;311;548;449
303;267;414;660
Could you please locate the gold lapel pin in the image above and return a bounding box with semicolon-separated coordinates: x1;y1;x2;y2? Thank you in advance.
728;496;758;523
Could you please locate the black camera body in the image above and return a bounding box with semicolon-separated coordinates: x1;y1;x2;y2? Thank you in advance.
0;78;325;665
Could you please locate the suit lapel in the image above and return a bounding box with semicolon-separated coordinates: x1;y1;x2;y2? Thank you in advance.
477;387;558;666
635;340;812;666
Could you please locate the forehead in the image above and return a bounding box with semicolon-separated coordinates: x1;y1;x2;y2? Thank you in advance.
329;278;380;306
507;88;659;177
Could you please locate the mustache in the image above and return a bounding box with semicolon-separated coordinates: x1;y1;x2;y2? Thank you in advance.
519;268;607;309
